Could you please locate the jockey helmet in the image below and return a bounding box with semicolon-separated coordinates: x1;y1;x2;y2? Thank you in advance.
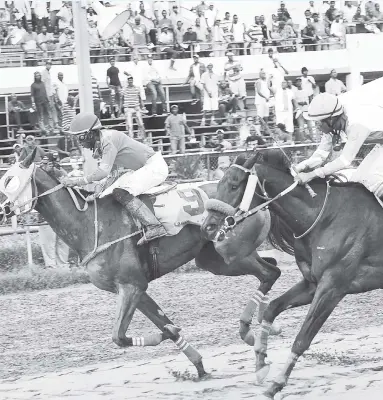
305;93;344;121
70;112;102;135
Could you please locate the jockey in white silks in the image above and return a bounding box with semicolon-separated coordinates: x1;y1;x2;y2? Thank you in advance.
295;93;383;196
61;112;169;245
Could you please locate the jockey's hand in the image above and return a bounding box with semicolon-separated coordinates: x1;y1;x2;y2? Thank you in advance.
61;177;87;187
294;171;316;185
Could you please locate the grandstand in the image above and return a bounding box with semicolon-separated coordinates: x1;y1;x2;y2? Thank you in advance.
0;0;383;177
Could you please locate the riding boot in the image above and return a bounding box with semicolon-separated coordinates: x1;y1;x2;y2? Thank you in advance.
113;189;167;246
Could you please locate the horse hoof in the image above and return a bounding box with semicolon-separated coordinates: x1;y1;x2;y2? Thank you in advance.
255;364;271;385
270;322;282;336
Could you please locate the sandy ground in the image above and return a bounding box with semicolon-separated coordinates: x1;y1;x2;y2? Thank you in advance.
1;251;383;399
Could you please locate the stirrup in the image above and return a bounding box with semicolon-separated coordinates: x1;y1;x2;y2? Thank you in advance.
137;226;167;246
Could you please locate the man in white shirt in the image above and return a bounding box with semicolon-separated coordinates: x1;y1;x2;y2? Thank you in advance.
49;0;63;28
143;55;167;116
185;54;206;105
37;25;57;58
325;69;346;96
41;59;59;129
31;0;49;31
300;66;316;101
308;0;319;15
158;25;177;69
9;20;26;45
330;12;346;48
212;18;228;57
200;63;219;126
343;0;357;33
230;14;245;55
204;3;218;29
54;71;68;128
274;80;298;134
56;1;72;30
266;48;289;93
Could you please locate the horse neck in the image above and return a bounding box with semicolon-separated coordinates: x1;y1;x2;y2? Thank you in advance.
257;165;326;235
34;179;95;257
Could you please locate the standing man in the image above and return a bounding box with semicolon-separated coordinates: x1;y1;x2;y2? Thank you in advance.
274;80;298;136
185;54;206;105
294;77;315;142
325;69;346;96
300;66;316;102
200;63;219;127
143;55;167;117
19;135;46;162
123;75;145;139
53;71;68;128
124;54;147;114
255;69;272;122
41;59;59;131
8;94;26;134
91;74;102;118
165;104;192;154
230;14;245;55
106;58;122;118
31;71;54;135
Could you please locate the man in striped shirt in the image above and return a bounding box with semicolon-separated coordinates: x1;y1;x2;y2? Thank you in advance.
123;75;145;139
91;75;102;118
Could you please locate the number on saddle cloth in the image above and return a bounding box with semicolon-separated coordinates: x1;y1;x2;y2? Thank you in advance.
150;185;208;236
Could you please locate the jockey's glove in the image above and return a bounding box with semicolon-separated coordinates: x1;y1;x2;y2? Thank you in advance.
61;177;88;187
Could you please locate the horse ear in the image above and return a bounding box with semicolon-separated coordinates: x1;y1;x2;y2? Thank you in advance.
243;154;259;170
21;147;37;169
234;154;247;166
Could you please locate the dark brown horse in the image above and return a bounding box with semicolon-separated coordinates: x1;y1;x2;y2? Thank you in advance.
0;149;282;378
201;149;383;398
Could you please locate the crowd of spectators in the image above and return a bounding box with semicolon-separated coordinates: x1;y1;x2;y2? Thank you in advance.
1;1;382;67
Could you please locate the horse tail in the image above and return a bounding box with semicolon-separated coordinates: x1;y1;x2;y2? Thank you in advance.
267;211;295;256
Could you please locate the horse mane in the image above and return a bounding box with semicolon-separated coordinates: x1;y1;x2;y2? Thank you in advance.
244;149;292;173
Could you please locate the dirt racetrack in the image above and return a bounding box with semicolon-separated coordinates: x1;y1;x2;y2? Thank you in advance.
1;251;383;399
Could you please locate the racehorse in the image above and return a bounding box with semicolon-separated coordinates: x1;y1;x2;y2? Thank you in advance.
201;149;383;399
0;149;282;378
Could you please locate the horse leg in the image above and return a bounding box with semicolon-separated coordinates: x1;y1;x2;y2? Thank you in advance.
112;283;144;347
196;242;281;346
263;275;345;399
137;292;207;377
255;279;316;384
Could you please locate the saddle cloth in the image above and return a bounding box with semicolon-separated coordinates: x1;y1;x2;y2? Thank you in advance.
141;182;209;236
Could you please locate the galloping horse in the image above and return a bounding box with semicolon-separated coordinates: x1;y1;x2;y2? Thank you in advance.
201;149;383;399
0;149;282;378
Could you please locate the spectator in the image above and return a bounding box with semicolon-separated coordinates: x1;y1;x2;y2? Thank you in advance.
88;21;102;63
158;9;173;30
195;8;208;31
300;67;316;101
174;20;185;54
182;25;198;54
86;6;98;25
353;7;367;33
204;2;218;29
277;20;296;52
200;62;219;126
266;49;289;92
193;0;209;14
218;80;238;124
301;18;316;51
221;11;231;33
239;116;266;147
106;58;122;118
185;54;206;105
259;15;268;39
58;26;74;65
19;135;46;162
194;17;208;51
308;1;319;15
129;16;150;60
273;123;293;145
213;153;231;180
278;2;292;21
158;25;177;68
12;143;23;162
343;0;357;34
298;9;313;32
56;1;72;31
324;0;339;26
274;80;298;135
170;4;182;27
373;3;383;19
60;146;82;164
330;12;346;48
11;0;31;28
320;0;330;20
268;13;280;38
223;51;242;79
31;71;54;134
6;21;25;45
53;71;68;128
91;75;102;118
246;16;264;55
31;0;49;31
144;56;167;116
212;18;227;57
49;0;63;28
227;65;247;110
365;8;382;33
21;24;40;67
325;69;346;96
57;120;79;159
255;69;272;122
8;94;26;133
41;59;59;131
230;14;245;55
287;79;294;91
294;77;315;142
124;55;147;112
312;12;329;50
123;75;145;139
165;104;192;155
38;25;57;59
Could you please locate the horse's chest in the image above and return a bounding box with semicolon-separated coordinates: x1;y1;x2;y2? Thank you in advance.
297;260;315;282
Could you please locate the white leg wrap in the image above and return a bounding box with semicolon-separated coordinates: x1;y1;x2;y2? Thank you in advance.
132;337;145;346
175;335;190;352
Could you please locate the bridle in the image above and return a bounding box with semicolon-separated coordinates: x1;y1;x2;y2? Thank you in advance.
211;163;330;242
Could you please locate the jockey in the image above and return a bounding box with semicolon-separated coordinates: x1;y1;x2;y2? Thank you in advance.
61;112;169;246
295;92;383;185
